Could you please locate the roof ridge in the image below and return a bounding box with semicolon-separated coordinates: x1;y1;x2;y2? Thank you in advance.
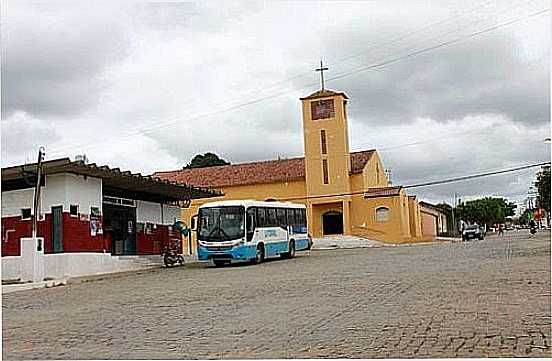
153;155;305;176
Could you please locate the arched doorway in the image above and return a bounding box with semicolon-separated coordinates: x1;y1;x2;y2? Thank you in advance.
323;211;343;235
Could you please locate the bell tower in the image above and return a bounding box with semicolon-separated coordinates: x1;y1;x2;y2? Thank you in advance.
301;62;351;198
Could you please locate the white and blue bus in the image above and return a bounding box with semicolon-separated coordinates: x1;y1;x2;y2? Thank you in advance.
195;200;311;266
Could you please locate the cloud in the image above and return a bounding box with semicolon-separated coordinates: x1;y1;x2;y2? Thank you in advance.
1;2;131;119
1;111;60;163
1;0;549;208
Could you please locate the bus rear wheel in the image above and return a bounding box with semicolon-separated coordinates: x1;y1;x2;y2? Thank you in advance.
282;240;295;259
254;245;265;264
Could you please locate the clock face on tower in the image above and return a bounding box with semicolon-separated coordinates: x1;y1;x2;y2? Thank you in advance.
311;99;335;120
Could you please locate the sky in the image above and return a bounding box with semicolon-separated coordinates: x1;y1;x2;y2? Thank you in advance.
1;0;550;208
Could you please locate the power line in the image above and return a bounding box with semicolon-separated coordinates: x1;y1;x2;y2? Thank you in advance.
326;7;549;83
403;162;551;189
277;161;550;201
48;6;548;157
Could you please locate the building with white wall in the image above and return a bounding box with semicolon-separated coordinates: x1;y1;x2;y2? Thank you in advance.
2;158;218;258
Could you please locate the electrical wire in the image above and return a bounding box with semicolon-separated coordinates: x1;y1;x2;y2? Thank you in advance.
276;161;551;201
47;5;548;157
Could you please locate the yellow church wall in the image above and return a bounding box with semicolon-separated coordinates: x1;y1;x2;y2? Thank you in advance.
302;94;351;197
362;152;389;188
310;201;343;237
348;193;412;243
408;197;424;240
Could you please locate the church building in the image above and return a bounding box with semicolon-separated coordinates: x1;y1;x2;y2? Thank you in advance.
155;84;425;252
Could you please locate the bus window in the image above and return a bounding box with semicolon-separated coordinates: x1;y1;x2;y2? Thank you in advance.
293;209;300;227
246;208;256;232
246;208;256;241
267;208;277;227
256;207;266;227
286;209;295;226
276;208;286;228
299;209;307;228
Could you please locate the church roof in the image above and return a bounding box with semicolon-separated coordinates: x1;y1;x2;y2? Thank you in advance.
300;88;349;100
153;150;375;188
364;186;403;198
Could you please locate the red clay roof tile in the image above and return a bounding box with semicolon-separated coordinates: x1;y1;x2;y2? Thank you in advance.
364;186;402;198
154;150;375;188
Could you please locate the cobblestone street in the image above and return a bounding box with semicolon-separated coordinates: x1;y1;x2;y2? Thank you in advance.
2;231;551;359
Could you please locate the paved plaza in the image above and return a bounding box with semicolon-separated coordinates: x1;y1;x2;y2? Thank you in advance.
2;231;551;359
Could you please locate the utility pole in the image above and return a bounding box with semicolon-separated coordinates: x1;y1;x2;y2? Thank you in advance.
451;193;456;237
32;147;45;241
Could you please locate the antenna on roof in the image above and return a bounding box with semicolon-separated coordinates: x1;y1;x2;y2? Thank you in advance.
75;154;89;164
385;169;392;185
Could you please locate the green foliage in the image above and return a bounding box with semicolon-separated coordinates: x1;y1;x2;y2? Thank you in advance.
185;152;230;169
455;197;516;226
535;166;550;212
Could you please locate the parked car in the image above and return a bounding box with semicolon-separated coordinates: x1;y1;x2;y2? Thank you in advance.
462;225;484;241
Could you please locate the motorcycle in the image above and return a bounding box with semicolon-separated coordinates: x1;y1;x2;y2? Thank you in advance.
163;246;184;267
529;221;537;235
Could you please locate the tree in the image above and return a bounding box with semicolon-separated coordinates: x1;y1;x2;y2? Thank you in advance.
185;152;230;169
455;197;516;227
535;166;550;213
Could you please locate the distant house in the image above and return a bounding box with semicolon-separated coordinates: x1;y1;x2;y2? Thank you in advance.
419;201;451;238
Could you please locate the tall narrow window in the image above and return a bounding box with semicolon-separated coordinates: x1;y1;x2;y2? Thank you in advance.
322;159;329;184
320;130;327;154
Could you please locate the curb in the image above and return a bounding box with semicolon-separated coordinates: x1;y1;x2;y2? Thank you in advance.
2;278;68;294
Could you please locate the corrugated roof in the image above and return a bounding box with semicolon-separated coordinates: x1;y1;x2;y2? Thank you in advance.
154;150;375;188
2;158;220;201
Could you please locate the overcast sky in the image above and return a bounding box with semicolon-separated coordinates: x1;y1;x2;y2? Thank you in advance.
2;0;550;207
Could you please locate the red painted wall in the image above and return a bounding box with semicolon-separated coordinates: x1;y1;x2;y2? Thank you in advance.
136;224;182;255
1;212;103;256
2;214;179;256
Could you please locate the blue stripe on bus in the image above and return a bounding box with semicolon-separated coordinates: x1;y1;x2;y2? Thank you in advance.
198;237;310;262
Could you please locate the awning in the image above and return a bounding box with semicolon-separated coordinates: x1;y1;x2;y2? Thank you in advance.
2;158;221;203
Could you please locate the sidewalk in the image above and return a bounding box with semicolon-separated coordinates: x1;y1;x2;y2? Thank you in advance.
312;235;394;250
2;279;68;294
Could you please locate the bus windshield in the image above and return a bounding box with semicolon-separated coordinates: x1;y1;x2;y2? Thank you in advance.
198;206;245;242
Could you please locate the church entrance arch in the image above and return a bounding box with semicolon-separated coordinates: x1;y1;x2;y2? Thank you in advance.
322;211;343;235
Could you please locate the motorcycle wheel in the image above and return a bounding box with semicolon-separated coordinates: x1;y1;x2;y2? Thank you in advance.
178;256;185;266
163;255;172;268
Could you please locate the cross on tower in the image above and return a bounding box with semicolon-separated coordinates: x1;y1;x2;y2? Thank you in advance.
315;59;329;90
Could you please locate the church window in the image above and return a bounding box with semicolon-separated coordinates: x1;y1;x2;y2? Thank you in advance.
320;130;327;154
376;207;390;222
376;163;379;183
322;159;329;184
311;99;334;120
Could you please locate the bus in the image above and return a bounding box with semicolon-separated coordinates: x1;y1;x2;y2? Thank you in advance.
195;200;311;266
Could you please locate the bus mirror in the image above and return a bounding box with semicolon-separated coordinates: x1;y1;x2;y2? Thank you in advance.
191;214;198;231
